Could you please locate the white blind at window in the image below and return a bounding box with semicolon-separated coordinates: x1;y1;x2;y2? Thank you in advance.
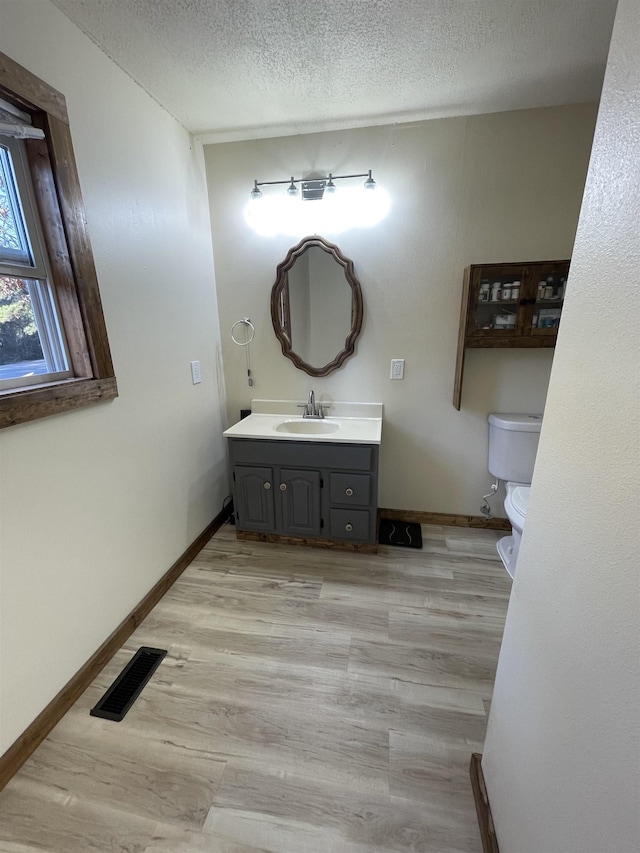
0;98;44;140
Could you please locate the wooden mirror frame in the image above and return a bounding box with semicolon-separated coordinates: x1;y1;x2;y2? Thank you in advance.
270;235;363;377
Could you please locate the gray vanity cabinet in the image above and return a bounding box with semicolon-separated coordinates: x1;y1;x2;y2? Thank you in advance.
229;438;379;547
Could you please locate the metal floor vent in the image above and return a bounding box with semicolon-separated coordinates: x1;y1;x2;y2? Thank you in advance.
90;646;167;722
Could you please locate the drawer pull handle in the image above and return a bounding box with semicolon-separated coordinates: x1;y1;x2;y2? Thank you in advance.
263;482;271;490
279;483;287;491
345;488;354;496
345;523;353;532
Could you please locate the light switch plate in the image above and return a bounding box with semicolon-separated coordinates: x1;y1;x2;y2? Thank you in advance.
190;360;202;384
390;358;405;379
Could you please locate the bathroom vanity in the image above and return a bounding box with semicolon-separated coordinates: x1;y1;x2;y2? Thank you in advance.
224;401;382;551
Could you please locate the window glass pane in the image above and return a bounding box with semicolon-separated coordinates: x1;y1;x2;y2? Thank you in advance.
0;275;57;381
0;143;33;266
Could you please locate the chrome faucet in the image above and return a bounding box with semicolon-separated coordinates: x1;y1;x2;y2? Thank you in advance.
298;389;327;418
307;389;316;417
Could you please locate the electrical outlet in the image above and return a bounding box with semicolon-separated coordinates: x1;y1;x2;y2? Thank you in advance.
390;358;405;380
190;360;201;384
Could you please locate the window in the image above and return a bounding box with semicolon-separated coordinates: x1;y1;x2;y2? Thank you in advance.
1;137;71;390
0;52;117;428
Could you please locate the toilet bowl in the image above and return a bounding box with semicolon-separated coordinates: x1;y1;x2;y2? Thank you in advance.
496;482;530;578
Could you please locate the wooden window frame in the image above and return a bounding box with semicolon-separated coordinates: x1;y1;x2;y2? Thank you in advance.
0;51;117;429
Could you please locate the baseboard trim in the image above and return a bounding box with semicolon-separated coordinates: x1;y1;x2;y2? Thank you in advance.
237;529;378;553
378;508;510;532
470;753;500;853
0;502;233;793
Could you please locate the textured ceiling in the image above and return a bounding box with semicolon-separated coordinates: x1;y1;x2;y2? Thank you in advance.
52;0;617;143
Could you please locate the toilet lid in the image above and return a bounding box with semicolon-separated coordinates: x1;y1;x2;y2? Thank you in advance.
508;486;530;527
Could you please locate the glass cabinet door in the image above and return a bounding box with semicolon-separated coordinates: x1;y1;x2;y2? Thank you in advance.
467;264;529;337
529;261;570;336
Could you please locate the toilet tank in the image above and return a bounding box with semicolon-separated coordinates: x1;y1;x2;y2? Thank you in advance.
488;413;543;483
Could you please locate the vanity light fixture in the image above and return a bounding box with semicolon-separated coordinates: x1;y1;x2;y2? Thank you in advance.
245;169;390;235
249;170;377;202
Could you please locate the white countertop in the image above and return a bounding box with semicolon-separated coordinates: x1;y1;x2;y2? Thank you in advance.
223;399;383;444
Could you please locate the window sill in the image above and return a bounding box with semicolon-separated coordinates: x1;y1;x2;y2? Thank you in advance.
0;376;118;429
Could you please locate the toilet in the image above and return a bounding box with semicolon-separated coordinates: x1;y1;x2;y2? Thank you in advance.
487;413;543;578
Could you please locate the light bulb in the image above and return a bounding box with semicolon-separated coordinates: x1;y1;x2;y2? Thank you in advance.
286;177;299;197
249;180;262;201
363;170;376;190
324;174;337;196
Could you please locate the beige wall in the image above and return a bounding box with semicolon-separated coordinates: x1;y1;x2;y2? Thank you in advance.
482;0;640;849
205;103;596;515
0;2;227;752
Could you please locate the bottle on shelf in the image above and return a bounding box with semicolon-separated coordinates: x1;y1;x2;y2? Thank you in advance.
491;282;501;301
558;277;566;299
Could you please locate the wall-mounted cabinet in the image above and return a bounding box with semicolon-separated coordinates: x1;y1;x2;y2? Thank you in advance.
453;259;570;409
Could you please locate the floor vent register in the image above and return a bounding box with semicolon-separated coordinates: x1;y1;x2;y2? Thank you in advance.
90;646;167;722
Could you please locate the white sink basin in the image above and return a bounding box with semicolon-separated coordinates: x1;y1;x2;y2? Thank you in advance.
275;419;340;435
222;402;383;444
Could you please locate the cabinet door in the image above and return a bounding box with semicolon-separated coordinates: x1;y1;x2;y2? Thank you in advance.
465;263;530;340
277;468;321;537
234;466;275;532
528;260;570;337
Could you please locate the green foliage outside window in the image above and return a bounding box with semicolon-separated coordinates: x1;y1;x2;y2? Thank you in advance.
0;276;43;364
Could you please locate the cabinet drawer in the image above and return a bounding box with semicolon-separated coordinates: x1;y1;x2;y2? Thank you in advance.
329;473;372;506
329;509;372;542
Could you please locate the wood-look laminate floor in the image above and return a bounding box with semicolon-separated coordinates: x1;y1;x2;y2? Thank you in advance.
0;523;511;853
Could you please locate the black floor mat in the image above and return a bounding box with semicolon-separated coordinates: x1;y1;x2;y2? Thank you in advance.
378;519;423;549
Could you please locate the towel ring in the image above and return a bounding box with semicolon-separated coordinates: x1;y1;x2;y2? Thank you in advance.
231;317;255;346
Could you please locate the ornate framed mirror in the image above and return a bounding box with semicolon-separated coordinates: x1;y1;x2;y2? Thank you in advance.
270;236;363;377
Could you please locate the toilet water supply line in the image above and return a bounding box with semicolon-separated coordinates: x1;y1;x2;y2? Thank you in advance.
480;479;499;519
